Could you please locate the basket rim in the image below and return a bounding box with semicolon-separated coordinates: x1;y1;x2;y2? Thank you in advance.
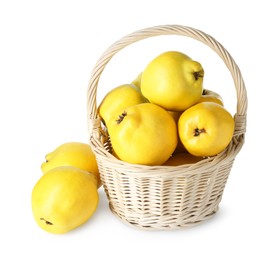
90;131;244;178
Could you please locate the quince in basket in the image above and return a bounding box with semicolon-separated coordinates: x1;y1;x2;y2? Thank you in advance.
141;51;204;111
131;72;142;89
178;102;234;157
198;89;224;106
107;103;178;165
98;83;147;124
163;152;203;166
167;87;225;156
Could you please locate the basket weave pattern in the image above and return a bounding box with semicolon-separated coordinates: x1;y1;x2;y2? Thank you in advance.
87;25;247;230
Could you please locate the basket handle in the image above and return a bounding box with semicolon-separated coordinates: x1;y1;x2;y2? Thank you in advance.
87;24;247;136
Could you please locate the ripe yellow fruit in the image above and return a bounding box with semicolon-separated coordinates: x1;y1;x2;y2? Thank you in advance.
131;72;142;89
98;83;147;124
178;102;234;157
163;152;203;166
198;89;224;106
141;51;204;111
31;166;99;234
41;142;101;188
107;103;178;165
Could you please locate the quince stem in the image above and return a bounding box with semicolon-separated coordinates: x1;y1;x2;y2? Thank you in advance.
116;111;127;125
40;217;53;225
193;128;206;137
193;71;204;80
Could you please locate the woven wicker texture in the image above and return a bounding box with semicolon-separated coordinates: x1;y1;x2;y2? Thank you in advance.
87;25;247;230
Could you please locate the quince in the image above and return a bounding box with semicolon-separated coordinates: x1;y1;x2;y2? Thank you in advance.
107;103;177;165
32;166;99;234
163;152;203;166
198;89;224;106
131;72;142;89
98;83;147;124
141;51;204;111
178;102;234;157
41;142;101;188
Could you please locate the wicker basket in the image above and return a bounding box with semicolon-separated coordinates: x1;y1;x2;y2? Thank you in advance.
87;25;247;230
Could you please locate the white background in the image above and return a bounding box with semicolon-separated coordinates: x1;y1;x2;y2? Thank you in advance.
0;0;278;259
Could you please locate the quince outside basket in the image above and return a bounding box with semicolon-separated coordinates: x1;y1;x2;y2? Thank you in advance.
87;25;247;230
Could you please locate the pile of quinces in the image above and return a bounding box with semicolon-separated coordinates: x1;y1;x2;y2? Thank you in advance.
32;142;101;234
99;51;235;166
